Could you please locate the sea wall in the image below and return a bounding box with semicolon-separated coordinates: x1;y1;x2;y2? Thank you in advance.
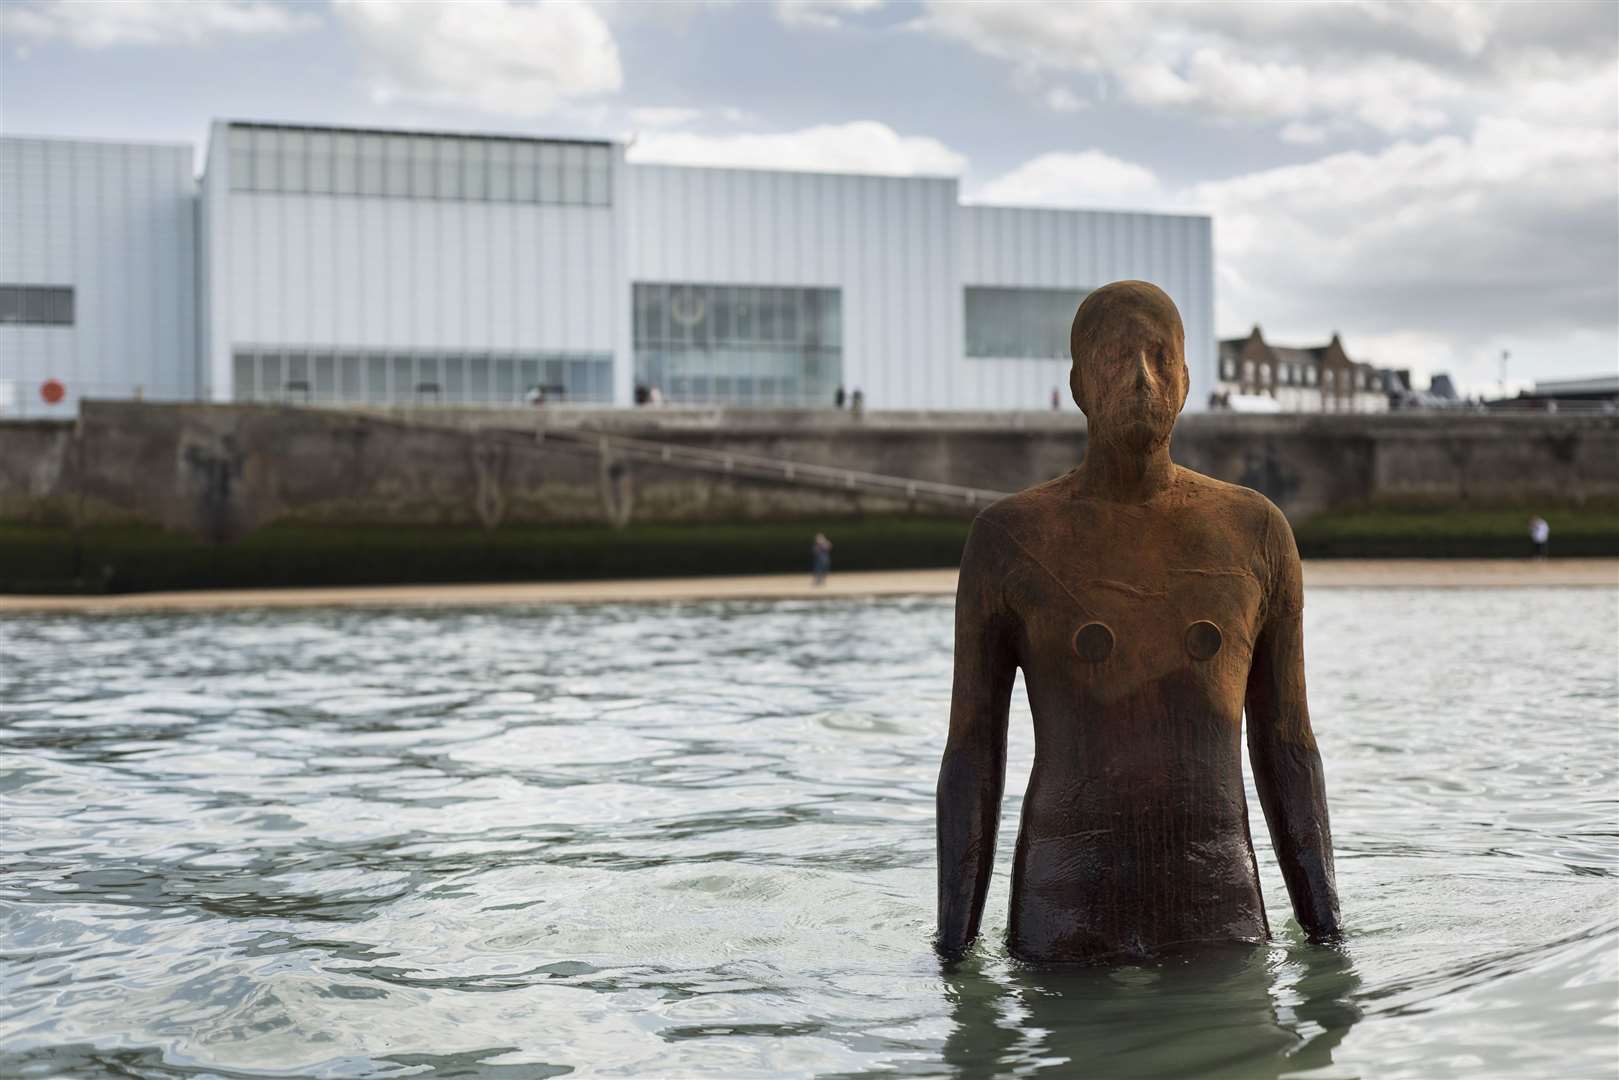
3;402;1616;540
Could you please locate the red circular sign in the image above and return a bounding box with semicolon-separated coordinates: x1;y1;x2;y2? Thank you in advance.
40;379;65;404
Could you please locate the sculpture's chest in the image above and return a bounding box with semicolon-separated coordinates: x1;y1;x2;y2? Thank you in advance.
1008;557;1265;708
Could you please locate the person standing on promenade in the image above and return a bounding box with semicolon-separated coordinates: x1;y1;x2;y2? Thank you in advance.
1529;515;1550;558
811;533;833;586
835;385;847;409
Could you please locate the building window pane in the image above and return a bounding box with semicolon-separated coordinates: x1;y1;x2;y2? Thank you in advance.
444;355;464;402
367;352;388;400
538;143;563;203
586;145;610;206
633;282;840;406
333;134;359;195
1;285;74;326
411;136;436;198
233;351;256;401
488;142;512;201
512;143;537;202
340;353;363;400
415;355;441;402
313;353;336;400
279;129;307;194
437;137;461;199
462;140;487;201
260;352;283;399
390;354;412;402
307;132;333;194
467;354;490;402
385;136;410;198
254;129;279;193
561;144;585;204
229;128;255;191
285;352;310;400
963;286;1081;360
360;136;386;196
494;356;516;401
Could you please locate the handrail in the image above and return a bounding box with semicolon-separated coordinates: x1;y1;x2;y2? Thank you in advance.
527;426;1010;509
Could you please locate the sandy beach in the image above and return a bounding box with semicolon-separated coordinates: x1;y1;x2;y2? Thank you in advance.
1;559;1613;614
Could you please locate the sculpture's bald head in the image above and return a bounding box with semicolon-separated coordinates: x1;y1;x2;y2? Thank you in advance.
1069;280;1189;451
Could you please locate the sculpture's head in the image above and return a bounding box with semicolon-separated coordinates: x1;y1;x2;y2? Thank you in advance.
1069;280;1188;452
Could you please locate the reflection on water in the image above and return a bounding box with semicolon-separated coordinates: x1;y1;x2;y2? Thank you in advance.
941;943;1362;1080
1;589;1615;1078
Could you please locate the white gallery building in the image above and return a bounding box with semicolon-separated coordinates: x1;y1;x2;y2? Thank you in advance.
2;121;1215;417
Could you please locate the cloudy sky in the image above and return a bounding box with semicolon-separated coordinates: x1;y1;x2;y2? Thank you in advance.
3;0;1615;391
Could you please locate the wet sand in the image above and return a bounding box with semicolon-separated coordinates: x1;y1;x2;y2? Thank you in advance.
1;559;1613;614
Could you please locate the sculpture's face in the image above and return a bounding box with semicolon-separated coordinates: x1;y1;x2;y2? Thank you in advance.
1070;284;1189;452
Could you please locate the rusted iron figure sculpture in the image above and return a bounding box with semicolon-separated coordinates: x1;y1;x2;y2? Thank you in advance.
936;280;1340;963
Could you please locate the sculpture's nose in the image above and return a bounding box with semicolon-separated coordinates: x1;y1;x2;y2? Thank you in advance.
1134;349;1155;394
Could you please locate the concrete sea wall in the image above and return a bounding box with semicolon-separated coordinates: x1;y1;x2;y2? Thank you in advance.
3;402;1617;541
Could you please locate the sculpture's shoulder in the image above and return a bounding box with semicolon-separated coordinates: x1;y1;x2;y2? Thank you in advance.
971;472;1075;547
1170;466;1291;544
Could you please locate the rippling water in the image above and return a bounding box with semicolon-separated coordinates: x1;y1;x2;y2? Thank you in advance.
2;588;1616;1078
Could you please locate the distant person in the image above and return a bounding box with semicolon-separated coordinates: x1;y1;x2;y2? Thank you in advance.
850;388;864;419
1529;515;1550;559
648;385;664;407
634;382;650;406
1051;387;1061;411
811;532;833;585
834;385;847;409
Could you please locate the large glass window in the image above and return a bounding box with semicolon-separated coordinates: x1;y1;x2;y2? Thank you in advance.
231;346;613;406
633;282;842;406
964;286;1086;360
226;126;611;206
0;285;73;326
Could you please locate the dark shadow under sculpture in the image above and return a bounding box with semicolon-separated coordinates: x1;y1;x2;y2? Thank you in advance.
936;280;1341;964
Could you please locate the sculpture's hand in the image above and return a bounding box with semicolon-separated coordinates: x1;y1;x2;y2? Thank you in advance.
936;518;1018;960
1246;506;1342;942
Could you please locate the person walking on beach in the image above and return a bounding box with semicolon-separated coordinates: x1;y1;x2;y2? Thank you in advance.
811;532;833;586
1529;515;1550;558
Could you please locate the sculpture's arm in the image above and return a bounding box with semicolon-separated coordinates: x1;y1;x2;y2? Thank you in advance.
935;519;1018;961
1245;515;1341;942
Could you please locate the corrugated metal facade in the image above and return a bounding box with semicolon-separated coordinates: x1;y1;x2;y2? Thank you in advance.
960;206;1215;413
0;138;197;417
3;123;1217;414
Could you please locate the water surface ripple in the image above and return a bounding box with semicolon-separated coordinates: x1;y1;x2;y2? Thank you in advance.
2;589;1616;1078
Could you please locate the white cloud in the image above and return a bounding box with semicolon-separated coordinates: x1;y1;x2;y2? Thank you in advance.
776;0;883;30
1192;113;1618;360
970;150;1165;211
913;0;1614;140
975;105;1617;380
1043;86;1087;113
331;0;621;118
627;120;966;176
0;0;318;47
628;106;702;129
1279;121;1328;145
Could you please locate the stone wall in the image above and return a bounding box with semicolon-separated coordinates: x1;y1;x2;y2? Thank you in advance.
3;402;1615;540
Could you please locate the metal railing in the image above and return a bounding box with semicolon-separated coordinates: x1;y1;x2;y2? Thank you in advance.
530;426;1011;510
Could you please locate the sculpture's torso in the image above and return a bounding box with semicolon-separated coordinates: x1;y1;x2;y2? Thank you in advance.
974;466;1290;961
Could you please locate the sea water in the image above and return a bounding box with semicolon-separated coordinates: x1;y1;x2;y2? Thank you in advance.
2;588;1615;1078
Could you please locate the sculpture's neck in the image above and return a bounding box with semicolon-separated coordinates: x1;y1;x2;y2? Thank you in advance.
1076;434;1176;503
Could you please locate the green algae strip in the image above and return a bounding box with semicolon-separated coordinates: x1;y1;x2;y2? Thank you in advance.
4;503;1617;594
